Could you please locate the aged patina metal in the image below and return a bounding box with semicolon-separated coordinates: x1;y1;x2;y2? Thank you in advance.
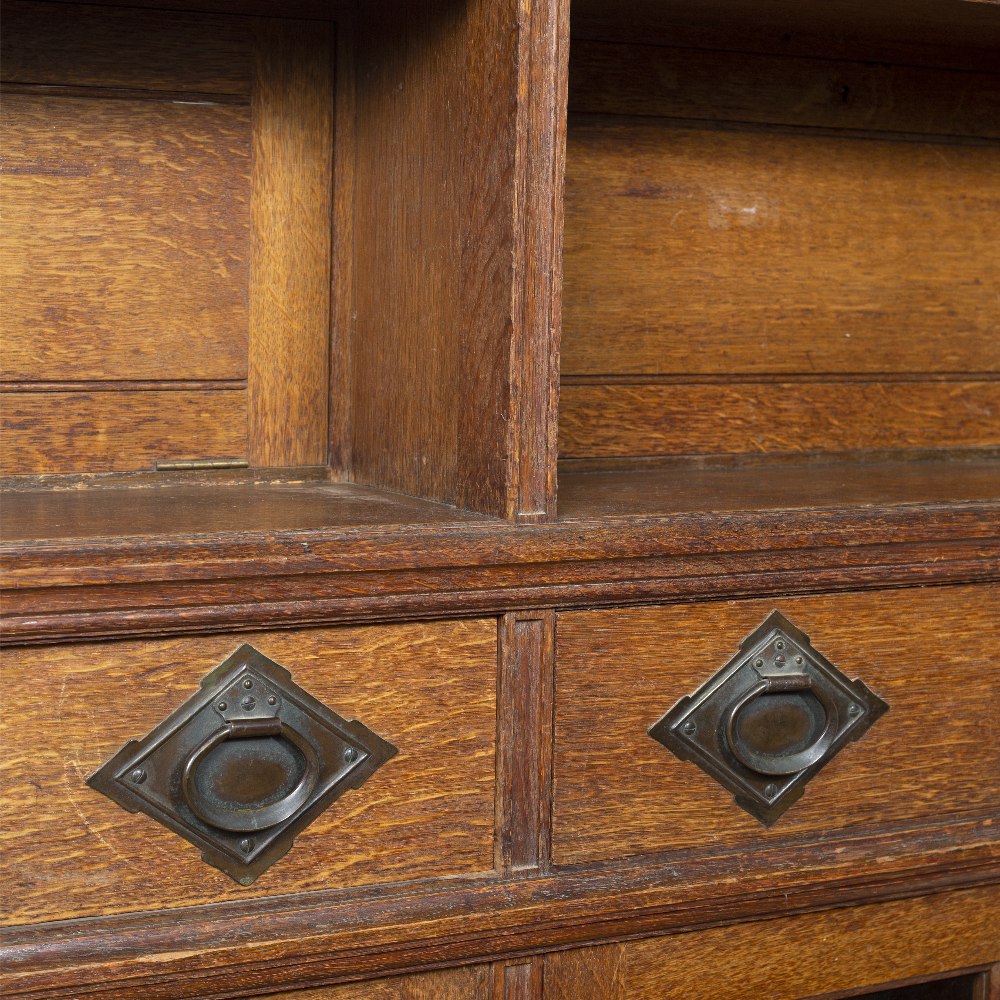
648;610;888;825
87;644;397;883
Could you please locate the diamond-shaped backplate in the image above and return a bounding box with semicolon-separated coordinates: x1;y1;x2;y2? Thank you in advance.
648;611;888;825
88;644;397;883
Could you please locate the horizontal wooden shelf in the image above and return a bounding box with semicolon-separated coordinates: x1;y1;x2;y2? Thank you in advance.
557;457;1000;520
0;478;490;546
2;460;998;643
5;458;996;546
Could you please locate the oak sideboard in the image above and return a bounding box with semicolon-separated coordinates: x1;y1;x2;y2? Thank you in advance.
2;1;998;998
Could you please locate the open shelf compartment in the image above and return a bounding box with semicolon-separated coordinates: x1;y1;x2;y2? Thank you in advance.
555;0;1000;515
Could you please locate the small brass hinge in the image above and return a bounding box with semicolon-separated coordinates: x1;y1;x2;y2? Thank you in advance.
155;458;250;472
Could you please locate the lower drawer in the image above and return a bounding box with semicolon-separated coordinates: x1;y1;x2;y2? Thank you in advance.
0;619;497;925
553;584;999;865
543;886;1000;1000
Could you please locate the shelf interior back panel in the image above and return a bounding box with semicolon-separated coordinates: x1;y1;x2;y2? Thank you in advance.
559;30;1000;465
0;2;332;475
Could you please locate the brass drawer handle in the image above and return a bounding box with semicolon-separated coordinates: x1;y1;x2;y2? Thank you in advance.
649;611;887;826
88;644;397;884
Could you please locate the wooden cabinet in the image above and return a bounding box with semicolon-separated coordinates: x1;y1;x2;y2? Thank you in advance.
1;0;998;998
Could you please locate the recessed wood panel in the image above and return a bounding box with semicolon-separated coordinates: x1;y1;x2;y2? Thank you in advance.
570;0;1000;73
1;0;254;95
0;619;497;925
544;887;1000;1000
553;585;1000;865
0;390;247;474
1;4;335;476
0;94;251;383
562;122;1000;376
570;40;1000;139
559;381;1000;458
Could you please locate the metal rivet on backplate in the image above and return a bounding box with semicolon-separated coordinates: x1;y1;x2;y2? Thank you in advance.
344;747;358;762
239;838;254;854
129;768;147;784
682;721;697;736
764;784;777;799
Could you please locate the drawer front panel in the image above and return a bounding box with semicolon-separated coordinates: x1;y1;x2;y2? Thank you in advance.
0;619;497;925
543;886;1000;1000
553;585;999;865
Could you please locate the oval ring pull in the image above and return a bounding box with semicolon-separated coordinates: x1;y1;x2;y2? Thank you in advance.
723;672;839;777
181;716;320;833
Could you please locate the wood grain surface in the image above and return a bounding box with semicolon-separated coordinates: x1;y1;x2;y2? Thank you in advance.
559;381;1000;459
4;818;995;1000
2;4;337;475
569;40;1000;139
0;94;251;383
455;0;523;517
496;958;544;1000
3;464;998;645
248;20;333;468
350;0;525;516
329;16;357;477
569;0;1000;72
557;461;1000;518
0;619;497;925
258;965;492;1000
496;612;556;874
544;886;1000;1000
1;1;254;95
0;390;247;474
553;585;1000;865
509;0;570;521
350;0;464;505
562;121;1000;377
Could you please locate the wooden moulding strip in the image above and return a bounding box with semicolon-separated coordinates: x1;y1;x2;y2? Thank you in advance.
0;820;996;998
3;546;1000;645
2;526;999;643
4;498;999;583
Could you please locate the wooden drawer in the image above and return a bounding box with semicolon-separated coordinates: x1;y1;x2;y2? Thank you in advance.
0;619;497;925
553;585;999;865
543;886;1000;1000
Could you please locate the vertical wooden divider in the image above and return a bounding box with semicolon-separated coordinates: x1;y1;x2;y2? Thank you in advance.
496;611;556;876
511;0;570;522
330;14;356;477
350;0;566;520
492;956;545;1000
